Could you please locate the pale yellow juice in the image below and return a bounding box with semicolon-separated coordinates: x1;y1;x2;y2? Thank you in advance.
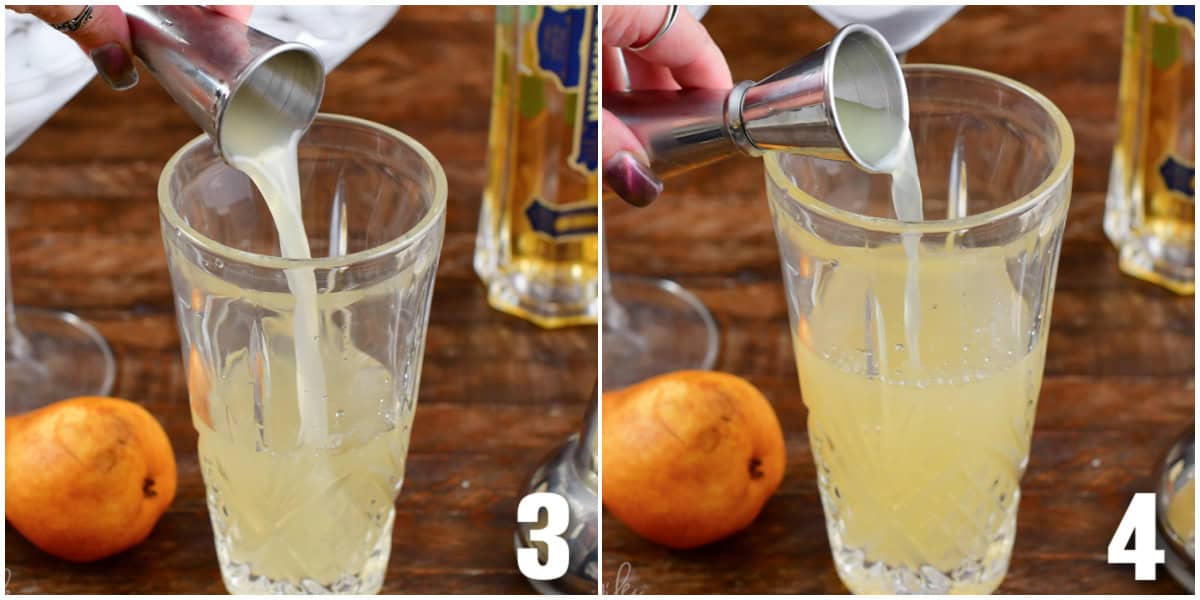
785;226;1046;592
222;91;330;447
789;101;1044;592
197;333;413;592
195;87;408;592
771;66;1068;595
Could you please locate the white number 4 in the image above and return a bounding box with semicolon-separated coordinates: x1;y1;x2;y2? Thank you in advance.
1107;493;1165;580
516;492;570;581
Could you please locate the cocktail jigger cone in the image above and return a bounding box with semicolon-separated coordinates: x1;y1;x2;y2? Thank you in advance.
124;5;324;160
603;24;906;177
515;385;599;594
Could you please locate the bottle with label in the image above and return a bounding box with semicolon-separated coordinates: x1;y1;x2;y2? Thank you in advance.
1105;5;1195;295
475;5;599;327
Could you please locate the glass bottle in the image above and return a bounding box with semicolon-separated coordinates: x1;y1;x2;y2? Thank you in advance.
475;5;599;327
1105;5;1195;295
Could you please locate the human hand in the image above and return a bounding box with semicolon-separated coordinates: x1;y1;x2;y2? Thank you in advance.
602;5;732;206
8;5;252;90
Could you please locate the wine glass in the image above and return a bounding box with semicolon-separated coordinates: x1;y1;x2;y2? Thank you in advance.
600;5;722;391
601;228;719;391
5;11;116;412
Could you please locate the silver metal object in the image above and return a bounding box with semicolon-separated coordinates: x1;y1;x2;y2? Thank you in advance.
124;5;324;160
515;385;598;595
628;5;679;52
51;5;94;33
604;24;906;178
1157;425;1195;593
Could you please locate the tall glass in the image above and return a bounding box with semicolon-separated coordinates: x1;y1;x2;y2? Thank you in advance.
765;65;1073;594
159;115;446;594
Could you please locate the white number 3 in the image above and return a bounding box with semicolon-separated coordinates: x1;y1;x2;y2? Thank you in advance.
516;492;570;581
1107;492;1165;580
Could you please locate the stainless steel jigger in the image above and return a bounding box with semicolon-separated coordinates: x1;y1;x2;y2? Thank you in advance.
604;24;906;180
515;386;599;595
123;5;325;160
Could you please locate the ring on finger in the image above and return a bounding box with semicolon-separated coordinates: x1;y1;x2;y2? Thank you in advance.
51;5;94;33
628;5;679;53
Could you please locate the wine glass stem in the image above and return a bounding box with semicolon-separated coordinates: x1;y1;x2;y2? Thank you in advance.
573;383;598;476
601;226;631;330
6;239;33;358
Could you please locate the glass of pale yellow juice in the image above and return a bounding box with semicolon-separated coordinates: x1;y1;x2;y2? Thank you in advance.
765;65;1073;594
159;115;446;593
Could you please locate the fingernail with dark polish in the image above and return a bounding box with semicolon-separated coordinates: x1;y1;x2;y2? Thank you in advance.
90;43;139;91
603;151;663;207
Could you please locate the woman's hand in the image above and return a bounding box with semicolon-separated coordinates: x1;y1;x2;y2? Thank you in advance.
602;5;732;206
9;5;252;90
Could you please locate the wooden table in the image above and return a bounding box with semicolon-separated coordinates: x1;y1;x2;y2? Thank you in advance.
5;6;596;594
603;5;1194;594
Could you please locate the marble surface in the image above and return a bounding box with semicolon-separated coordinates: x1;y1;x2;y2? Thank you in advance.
811;5;963;54
248;5;400;72
4;11;95;151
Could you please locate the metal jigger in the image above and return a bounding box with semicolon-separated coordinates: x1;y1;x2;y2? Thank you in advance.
515;385;599;595
603;24;906;178
123;5;325;159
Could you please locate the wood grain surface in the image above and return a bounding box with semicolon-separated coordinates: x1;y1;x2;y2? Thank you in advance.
5;6;596;594
601;5;1194;595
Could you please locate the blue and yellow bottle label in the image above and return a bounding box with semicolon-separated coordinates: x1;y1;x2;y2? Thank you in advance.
1149;6;1195;202
533;5;598;176
519;5;598;241
1158;155;1195;200
524;201;596;238
1172;5;1194;25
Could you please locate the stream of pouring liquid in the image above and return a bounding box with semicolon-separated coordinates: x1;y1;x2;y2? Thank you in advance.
889;132;924;370
836;98;925;369
222;116;329;447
